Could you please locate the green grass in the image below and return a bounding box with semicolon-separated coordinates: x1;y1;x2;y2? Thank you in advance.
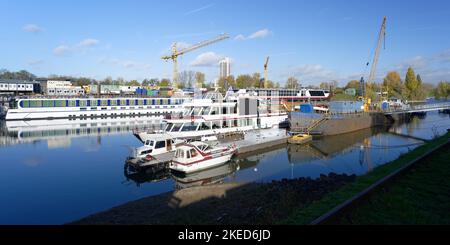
336;144;450;224
280;132;450;225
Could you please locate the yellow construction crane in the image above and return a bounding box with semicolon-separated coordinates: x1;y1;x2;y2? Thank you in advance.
362;16;387;111
161;33;229;89
263;56;270;88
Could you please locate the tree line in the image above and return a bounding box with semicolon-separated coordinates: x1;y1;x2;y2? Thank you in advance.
1;67;448;99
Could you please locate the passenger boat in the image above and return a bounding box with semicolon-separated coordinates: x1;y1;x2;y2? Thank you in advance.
5;97;188;120
136;90;288;142
170;142;237;174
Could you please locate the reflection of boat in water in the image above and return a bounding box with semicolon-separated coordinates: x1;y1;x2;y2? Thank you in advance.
172;161;240;190
308;127;383;157
0;116;164;146
123;166;171;187
286;127;385;164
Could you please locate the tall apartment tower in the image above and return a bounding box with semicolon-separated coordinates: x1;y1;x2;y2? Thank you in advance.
219;58;231;78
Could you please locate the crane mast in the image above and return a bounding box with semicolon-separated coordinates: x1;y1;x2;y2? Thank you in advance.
264;56;270;88
161;33;229;89
367;16;387;85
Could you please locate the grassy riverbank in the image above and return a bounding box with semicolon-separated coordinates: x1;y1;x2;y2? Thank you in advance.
282;131;450;225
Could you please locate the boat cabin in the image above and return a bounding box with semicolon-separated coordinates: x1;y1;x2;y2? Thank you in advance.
135;135;177;158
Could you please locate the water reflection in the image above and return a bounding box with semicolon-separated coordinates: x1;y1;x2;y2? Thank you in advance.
172;161;240;190
0;116;164;148
0;111;449;224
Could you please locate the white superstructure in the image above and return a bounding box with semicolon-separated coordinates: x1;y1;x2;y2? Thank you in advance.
137;91;288;142
5;97;188;120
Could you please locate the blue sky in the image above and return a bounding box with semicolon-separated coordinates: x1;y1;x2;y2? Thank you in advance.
1;0;450;85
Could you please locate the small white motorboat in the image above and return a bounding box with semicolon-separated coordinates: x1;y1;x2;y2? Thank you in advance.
126;134;184;171
169;141;237;174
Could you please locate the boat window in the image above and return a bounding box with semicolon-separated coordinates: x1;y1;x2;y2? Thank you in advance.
171;123;183;132
176;149;184;158
155;141;165;149
140;150;152;155
190;149;198;158
54;100;66;107
29;100;42;107
186;150;191;159
193;107;202;115
181;123;198;132
183;107;193;116
309;90;325;96
200;123;210;130
165;123;174;132
43;100;54;107
202;107;211;115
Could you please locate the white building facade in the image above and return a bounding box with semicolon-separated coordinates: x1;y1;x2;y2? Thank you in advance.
219;58;231;78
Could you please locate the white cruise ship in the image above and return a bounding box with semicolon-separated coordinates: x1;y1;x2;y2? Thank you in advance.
136;91;288;142
5;97;188;120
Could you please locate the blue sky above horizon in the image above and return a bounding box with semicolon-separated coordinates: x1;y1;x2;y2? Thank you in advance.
1;0;450;85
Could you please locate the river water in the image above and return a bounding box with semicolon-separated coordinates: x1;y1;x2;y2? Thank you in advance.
0;111;449;224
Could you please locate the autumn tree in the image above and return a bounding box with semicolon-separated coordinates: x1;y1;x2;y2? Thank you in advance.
195;72;205;88
236;74;252;89
217;75;236;92
285;77;299;89
345;80;360;91
404;67;423;100
435;81;450;100
127;80;140;86
159;78;171;87
383;71;404;99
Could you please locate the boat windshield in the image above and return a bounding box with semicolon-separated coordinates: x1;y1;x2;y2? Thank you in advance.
165;123;174;132
175;149;185;158
145;140;154;146
196;144;210;152
171;123;183;132
181;123;199;132
192;107;202;116
202;107;210;115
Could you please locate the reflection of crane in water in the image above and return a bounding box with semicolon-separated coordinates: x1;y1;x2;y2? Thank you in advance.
359;138;373;171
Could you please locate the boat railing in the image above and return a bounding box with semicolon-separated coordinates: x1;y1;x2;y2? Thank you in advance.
164;114;204;120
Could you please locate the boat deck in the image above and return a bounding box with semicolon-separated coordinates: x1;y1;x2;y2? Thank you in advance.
222;128;289;155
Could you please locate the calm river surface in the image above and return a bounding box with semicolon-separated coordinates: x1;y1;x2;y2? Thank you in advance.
0;111;449;224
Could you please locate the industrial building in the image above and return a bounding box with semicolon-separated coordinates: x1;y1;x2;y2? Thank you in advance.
0;79;41;94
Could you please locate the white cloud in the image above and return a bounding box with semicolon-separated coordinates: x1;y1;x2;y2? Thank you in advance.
23;24;43;33
234;29;272;41
77;38;100;47
395;56;428;70
53;45;70;56
435;49;450;63
189;52;224;67
283;64;338;84
234;34;246;41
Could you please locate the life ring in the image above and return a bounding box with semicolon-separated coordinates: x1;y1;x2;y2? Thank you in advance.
145;154;153;161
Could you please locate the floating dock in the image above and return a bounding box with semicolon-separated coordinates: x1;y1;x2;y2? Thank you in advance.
227;128;289;155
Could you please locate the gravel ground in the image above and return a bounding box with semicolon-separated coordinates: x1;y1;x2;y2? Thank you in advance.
71;173;355;225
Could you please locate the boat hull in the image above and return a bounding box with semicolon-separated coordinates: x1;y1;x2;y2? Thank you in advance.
290;112;389;136
170;153;234;174
5;107;183;121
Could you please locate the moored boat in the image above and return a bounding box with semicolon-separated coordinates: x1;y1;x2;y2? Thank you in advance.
169;141;237;174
